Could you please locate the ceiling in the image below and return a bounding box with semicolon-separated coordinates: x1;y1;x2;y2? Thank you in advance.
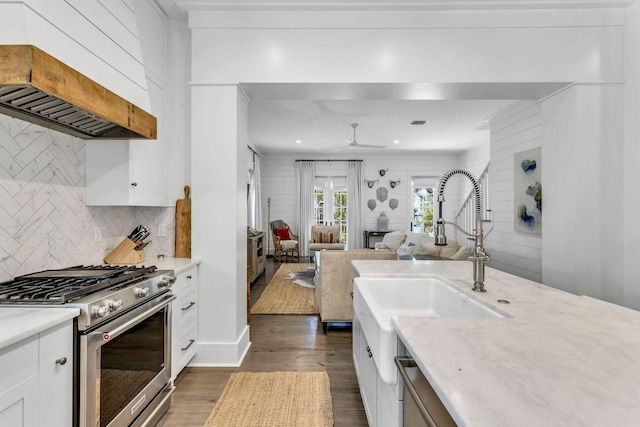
153;1;583;155
241;83;569;154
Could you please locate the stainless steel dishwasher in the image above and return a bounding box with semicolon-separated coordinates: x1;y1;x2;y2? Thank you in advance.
395;356;457;427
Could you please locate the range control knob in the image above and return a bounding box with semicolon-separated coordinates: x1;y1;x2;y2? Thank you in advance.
157;278;169;288
134;287;150;298
92;304;110;318
106;299;124;311
168;276;177;285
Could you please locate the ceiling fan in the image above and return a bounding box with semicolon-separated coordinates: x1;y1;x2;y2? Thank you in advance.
333;123;386;151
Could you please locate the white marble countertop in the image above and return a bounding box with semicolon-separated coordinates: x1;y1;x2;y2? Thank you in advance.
352;260;640;427
143;257;200;274
0;308;79;350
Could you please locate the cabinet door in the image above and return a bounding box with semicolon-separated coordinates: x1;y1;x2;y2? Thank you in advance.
352;315;362;379
38;321;74;427
0;336;39;427
129;77;167;206
360;329;377;427
377;374;402;427
0;375;39;427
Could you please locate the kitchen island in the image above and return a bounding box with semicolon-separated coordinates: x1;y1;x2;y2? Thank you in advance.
352;260;640;427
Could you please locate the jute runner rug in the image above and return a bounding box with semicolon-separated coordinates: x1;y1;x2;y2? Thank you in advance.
203;371;334;427
251;263;318;315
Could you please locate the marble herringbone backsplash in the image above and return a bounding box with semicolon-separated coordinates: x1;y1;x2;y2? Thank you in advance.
0;115;175;282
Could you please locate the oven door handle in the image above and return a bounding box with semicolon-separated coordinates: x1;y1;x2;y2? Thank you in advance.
98;294;175;340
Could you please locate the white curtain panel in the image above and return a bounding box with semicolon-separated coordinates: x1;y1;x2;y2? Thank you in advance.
324;177;334;225
248;169;255;228
347;160;364;249
295;160;316;256
253;155;263;231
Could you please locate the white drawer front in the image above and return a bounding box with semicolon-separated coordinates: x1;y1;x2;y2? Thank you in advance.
173;267;197;292
173;321;197;377
173;283;197;328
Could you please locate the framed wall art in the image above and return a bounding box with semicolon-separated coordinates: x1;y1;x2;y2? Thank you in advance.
514;147;542;234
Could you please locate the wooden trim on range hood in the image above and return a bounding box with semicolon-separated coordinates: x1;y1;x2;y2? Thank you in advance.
0;45;157;139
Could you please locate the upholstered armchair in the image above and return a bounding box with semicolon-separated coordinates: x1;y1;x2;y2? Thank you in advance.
270;220;299;262
308;225;345;258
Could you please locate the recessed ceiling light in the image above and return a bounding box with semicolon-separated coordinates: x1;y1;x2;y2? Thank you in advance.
410;120;428;125
393;140;400;144
295;140;302;144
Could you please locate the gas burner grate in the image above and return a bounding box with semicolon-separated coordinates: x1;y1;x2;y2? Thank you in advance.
0;265;158;303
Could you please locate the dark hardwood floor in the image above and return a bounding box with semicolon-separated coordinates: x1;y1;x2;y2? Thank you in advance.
156;258;368;426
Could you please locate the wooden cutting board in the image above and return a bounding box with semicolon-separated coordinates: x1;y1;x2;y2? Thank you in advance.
175;185;191;258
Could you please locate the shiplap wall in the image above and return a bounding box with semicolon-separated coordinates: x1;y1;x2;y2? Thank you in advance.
0;0;151;110
260;151;464;253
486;101;543;282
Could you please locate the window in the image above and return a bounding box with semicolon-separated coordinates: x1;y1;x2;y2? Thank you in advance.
314;177;348;243
333;189;347;241
411;177;437;234
313;188;324;225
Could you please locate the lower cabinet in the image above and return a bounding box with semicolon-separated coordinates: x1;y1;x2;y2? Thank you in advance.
353;313;402;427
0;320;74;427
171;265;198;381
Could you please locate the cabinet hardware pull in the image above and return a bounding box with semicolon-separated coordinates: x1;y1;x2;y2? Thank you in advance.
182;302;196;311
56;357;67;365
131;182;138;186
186;275;192;279
366;345;373;358
181;339;195;351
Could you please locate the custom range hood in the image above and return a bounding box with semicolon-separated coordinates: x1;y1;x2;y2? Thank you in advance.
0;45;156;139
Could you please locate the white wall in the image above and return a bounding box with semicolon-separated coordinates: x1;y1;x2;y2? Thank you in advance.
260;151;462;254
190;85;250;366
189;10;624;85
542;84;624;303
487;101;543;282
624;1;640;310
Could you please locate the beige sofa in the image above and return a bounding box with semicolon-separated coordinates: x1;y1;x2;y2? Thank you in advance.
314;249;397;334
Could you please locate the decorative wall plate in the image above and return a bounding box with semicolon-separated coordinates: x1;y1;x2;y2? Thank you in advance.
379;168;388;177
367;199;377;210
389;198;398;210
376;187;388;202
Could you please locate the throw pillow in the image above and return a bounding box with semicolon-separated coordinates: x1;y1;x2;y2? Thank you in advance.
275;227;291;240
314;230;337;243
381;230;407;250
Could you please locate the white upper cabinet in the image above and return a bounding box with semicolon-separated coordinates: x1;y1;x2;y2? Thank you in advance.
86;0;171;206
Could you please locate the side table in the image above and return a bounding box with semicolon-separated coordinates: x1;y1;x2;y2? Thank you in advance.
364;230;394;249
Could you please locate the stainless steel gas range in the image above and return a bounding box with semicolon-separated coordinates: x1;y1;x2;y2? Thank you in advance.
0;265;176;427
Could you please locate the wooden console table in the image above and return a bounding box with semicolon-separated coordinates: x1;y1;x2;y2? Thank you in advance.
247;232;266;284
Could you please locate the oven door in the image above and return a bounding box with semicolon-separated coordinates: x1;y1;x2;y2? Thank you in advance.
79;293;175;427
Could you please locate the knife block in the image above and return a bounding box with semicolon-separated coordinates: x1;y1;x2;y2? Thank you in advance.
104;238;145;264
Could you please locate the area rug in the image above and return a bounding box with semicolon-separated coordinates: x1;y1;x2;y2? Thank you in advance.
203;371;333;427
251;263;318;315
288;266;316;288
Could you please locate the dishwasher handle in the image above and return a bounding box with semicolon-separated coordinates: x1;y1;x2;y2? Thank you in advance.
395;356;439;427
